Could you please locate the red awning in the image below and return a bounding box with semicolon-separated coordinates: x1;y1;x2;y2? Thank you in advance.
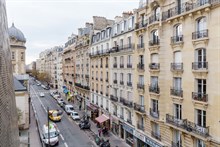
95;114;109;124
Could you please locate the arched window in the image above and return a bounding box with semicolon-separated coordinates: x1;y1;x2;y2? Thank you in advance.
138;35;144;48
173;24;183;42
155;7;160;21
150;30;159;45
197;17;206;32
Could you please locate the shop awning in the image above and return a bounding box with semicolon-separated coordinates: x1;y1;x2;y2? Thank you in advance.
95;114;109;124
87;103;98;111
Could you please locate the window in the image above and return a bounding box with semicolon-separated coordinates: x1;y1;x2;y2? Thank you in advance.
121;21;124;32
195;48;206;68
173;130;182;146
127;73;132;83
173;104;182;119
120;73;124;82
120;56;124;65
196;109;206;127
124;20;127;31
151;53;159;63
196;139;206;147
173;77;182;90
152;122;160;136
139;95;144;105
127;92;132;101
196;79;206;94
114;73;117;80
120;39;123;48
151;76;158;87
197;17;206;32
106;72;108;79
127;37;131;47
101;31;105;39
151;99;158;112
101;72;103;79
114;88;117;96
117;24;120;34
127;55;132;65
106;57;108;65
106;43;109;50
101;45;103;53
139;75;144;85
101;97;103;105
106;100;109;108
139;55;144;64
139;35;144;46
120;107;124;116
155;7;160;21
11;52;15;60
120;90;123;98
21;52;24;60
114;57;117;64
96;96;98;104
96;71;98;78
151;30;159;43
174;51;182;63
174;24;182;36
128;18;132;29
128;110;131;120
96;84;98;90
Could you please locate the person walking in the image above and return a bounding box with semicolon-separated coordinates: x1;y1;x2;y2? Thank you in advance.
98;128;102;137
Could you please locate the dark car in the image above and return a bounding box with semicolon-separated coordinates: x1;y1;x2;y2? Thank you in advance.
79;119;91;129
60;101;67;110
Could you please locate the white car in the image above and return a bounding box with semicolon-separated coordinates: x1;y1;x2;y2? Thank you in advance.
39;92;45;97
57;99;64;105
70;111;80;120
64;105;74;115
42;123;59;146
37;83;41;86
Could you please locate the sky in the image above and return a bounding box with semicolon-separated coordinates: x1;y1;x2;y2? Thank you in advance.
6;0;140;64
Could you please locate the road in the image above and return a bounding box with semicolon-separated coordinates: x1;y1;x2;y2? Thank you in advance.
30;79;96;147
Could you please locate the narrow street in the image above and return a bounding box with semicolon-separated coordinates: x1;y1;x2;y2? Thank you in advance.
30;80;96;147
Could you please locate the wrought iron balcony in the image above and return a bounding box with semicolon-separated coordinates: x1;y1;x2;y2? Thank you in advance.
127;82;132;87
100;91;103;95
100;78;103;81
85;75;89;78
127;118;132;125
120;64;124;68
149;39;160;46
137;63;145;70
137;84;145;90
135;21;148;29
137;123;145;131
120;115;124;119
133;103;145;113
110;95;118;102
100;65;103;68
170;88;183;97
149;14;160;24
127;64;132;68
171;63;183;71
137;43;145;49
150;108;159;119
151;131;161;141
149;85;160;94
120;81;124;85
105;64;108;68
149;63;160;70
105;79;109;82
113;63;117;68
113;79;117;84
171;35;183;44
192;62;208;70
192;92;208;102
166;114;186;128
192;29;208;40
120;97;133;108
171;141;182;147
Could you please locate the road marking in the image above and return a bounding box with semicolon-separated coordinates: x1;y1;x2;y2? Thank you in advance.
60;134;64;140
64;142;68;147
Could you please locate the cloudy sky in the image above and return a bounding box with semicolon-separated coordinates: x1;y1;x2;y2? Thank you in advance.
6;0;139;64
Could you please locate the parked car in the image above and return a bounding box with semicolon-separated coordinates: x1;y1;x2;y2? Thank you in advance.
41;84;46;89
60;102;67;110
39;92;45;97
64;105;74;115
57;99;64;105
42;123;59;146
79;120;90;129
37;83;41;86
70;111;80;120
53;94;61;100
44;86;50;90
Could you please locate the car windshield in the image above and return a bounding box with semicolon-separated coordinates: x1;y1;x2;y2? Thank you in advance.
74;113;78;116
69;107;74;111
45;131;58;139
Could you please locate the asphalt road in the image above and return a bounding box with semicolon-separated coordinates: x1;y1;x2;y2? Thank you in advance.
30;80;96;147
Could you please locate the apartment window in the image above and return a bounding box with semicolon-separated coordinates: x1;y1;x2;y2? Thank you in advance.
120;39;123;48
139;35;144;46
121;22;124;32
139;55;144;64
196;109;206;127
92;71;94;77
127;92;132;101
128;18;132;29
114;73;117;80
106;28;110;38
174;104;182;119
141;14;144;24
124;20;127;31
11;52;15;60
106;43;109;49
174;51;182;63
128;110;131;120
106;72;108;79
155;7;160;20
152;122;160;136
117;24;120;34
127;55;132;64
151;76;158;87
196;139;206;147
120;56;124;65
21;52;24;60
197;17;206;32
101;45;103;53
101;58;103;66
151;99;158;112
96;71;98;78
151;30;159;43
127;73;132;83
127;37;131;47
173;130;182;146
120;73;124;82
174;24;182;37
139;95;144;105
151;53;159;63
132;16;134;28
101;97;103;106
173;77;182;90
195;48;206;68
114;57;117;64
106;100;109;108
96;96;98;104
139;75;144;85
120;90;123;98
196;79;206;94
92;94;94;102
120;107;124;116
114;41;117;47
114;88;117;96
101;31;105;39
96;84;98;90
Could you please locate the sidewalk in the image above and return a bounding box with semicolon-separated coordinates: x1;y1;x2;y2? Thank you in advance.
29;102;42;147
70;101;129;147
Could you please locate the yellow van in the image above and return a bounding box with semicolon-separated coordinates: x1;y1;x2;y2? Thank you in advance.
49;110;63;122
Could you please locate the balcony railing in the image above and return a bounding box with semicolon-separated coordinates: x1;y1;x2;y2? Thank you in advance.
171;141;182;147
110;95;118;102
137;84;145;90
149;63;160;70
100;78;103;81
192;92;208;102
192;62;208;70
170;88;183;97
127;82;132;87
120;64;124;68
137;43;145;49
74;83;90;90
105;79;109;82
120;97;133;108
151;131;161;141
127;64;132;68
127;118;132;125
133;103;145;113
85;75;89;78
113;63;117;68
120;81;124;85
171;63;183;71
171;35;183;44
137;123;145;131
149;85;160;94
150;108;159;119
137;63;145;70
162;0;211;20
100;65;103;68
149;14;160;24
192;29;208;40
166;114;209;137
149;39;160;46
113;80;117;84
135;21;148;29
106;64;108;68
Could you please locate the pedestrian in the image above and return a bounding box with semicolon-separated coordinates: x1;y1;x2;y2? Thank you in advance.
79;105;81;111
98;129;102;137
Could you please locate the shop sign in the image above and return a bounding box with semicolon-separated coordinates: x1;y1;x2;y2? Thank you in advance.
133;130;145;142
145;136;163;147
122;124;134;134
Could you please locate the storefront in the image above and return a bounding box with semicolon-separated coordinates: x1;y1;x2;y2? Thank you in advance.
87;103;99;122
95;114;110;129
123;123;135;147
144;135;164;147
133;130;148;147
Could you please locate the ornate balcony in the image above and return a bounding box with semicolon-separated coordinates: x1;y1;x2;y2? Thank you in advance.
171;35;183;44
137;63;145;71
166;114;186;128
192;92;208;102
120;81;124;85
149;39;160;46
120;64;124;68
192;29;208;40
150;108;159;119
113;80;117;84
192;62;208;70
137;123;145;131
120;97;133;108
151;131;161;141
127;82;132;87
137;84;145;90
149;14;160;24
171;63;183;71
113;63;117;68
110;95;118;102
170;88;183;97
149;63;160;70
137;43;145;49
135;21;148;30
149;85;160;94
133;103;145;113
127;64;132;68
